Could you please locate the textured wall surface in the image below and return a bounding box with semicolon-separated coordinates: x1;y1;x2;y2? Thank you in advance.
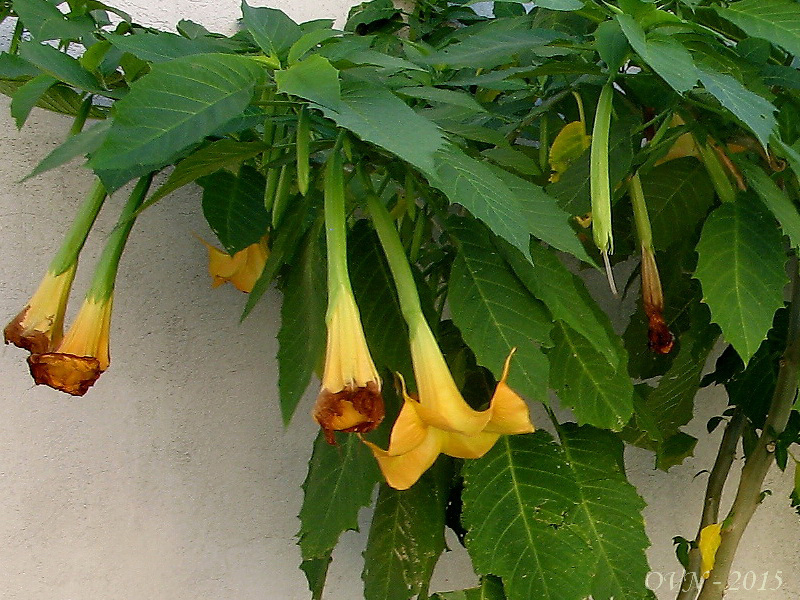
0;2;798;599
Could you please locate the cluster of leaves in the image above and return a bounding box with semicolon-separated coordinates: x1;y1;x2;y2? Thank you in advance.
4;0;800;599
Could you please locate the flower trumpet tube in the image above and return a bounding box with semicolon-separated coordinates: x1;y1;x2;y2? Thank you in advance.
365;193;534;489
28;175;153;396
4;180;106;353
629;172;674;354
311;144;384;443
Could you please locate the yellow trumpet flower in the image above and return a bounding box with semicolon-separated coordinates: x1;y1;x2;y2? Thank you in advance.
312;285;384;444
201;236;269;293
4;264;77;354
28;295;112;396
364;347;534;490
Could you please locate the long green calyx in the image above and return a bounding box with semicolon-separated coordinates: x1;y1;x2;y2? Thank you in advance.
48;179;107;276
323;143;353;305
366;193;424;326
698;140;736;203
590;83;614;255
629;172;653;251
86;174;153;301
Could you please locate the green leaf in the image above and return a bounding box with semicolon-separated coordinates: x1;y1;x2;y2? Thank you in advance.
655;432;698;471
548;322;635;431
491;166;592;262
12;0;94;41
715;0;800;58
24;120;111;181
241;0;301;60
298;432;381;559
89;53;264;190
697;68;777;148
288;28;342;64
429;146;534;257
0;53;40;79
522;241;621;367
198;165;269;254
19;41;117;97
362;460;450;600
105;31;230;63
424;29;568;69
447;217;553;404
595;19;629;73
740;162;800;249
348;222;413;379
10;73;56;128
275;54;343;110
396;86;487;113
277;218;327;425
641;157;715;251
147;139;269;207
695;195;788;364
300;556;331;600
462;432;594;600
0;78;102;118
558;425;651;600
432;577;506;600
617;16;698;93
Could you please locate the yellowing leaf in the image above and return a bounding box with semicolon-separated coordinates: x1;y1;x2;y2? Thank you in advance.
698;523;722;579
549;121;590;182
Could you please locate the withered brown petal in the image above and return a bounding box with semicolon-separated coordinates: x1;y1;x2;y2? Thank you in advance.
27;353;103;396
4;306;54;354
313;382;384;445
647;313;675;355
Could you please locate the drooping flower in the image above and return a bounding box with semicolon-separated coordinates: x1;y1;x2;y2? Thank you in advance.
364;192;533;490
28;295;112;396
201;236;268;293
312;285;384;444
27;175;152;396
4;264;77;354
312;143;383;443
4;180;106;354
363;347;533;490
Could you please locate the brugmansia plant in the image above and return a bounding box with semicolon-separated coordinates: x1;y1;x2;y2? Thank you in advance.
4;0;800;598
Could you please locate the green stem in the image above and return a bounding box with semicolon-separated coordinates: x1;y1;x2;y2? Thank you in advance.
629;172;653;251
9;17;24;55
86;175;153;300
676;409;745;600
697;256;800;600
69;95;93;136
48;179;107;276
367;193;424;324
698;141;736;203
323;140;351;300
539;115;549;173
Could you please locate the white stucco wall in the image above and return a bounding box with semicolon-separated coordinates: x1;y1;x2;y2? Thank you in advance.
0;2;798;599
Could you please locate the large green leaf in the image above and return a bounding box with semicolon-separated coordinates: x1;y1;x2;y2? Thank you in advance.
491;166;591;262
697;67;777;148
277;218;326;424
558;425;651;600
19;41;119;97
105;32;229;63
362;461;450;600
12;0;94;41
424;29;566;69
641;157;714;251
716;0;800;58
348;222;413;380
617;15;698;93
198;165;269;255
89;53;264;190
462;432;594;600
516;241;621;367
740;162;800;249
298;432;381;560
447;217;553;404
241;1;302;61
432;577;506;600
146;139;269;207
548;321;635;431
10;73;56;128
695;195;788;364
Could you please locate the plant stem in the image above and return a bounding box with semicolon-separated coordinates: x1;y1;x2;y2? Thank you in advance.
69;95;93;136
697;256;800;600
48;179;107;276
676;409;745;600
367;193;424;324
629;172;653;251
323;137;352;303
86;174;153;301
9;17;24;55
